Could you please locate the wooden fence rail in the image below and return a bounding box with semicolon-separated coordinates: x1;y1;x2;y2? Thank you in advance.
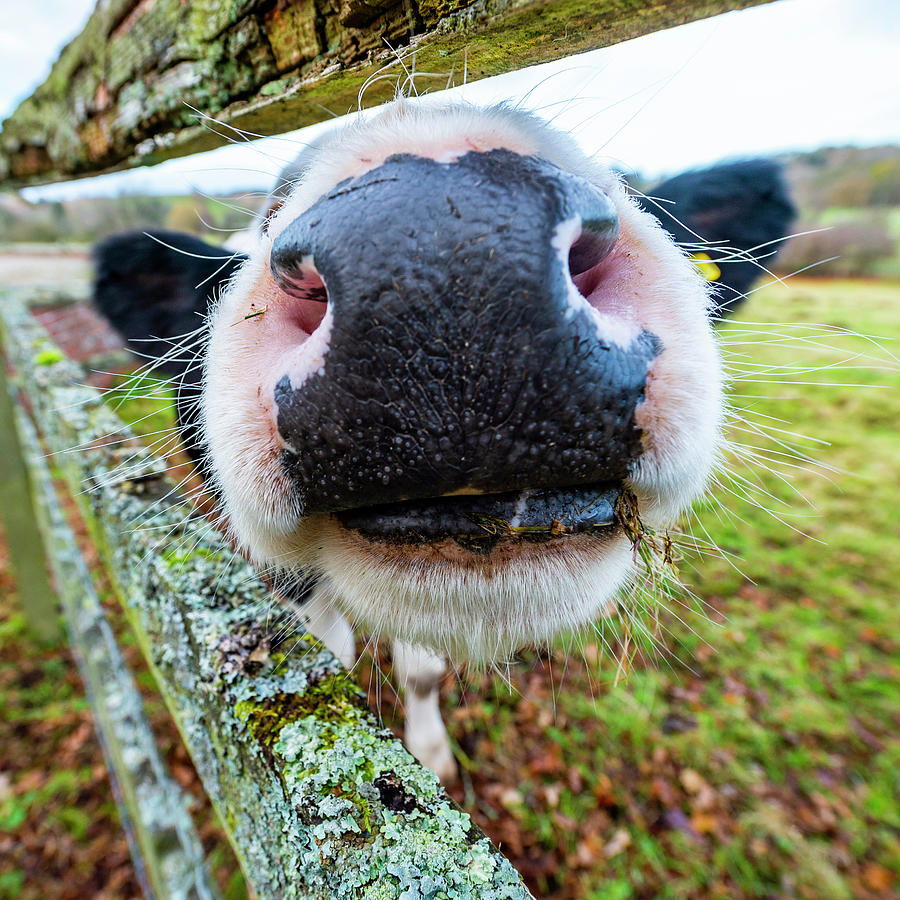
0;0;774;187
0;290;535;899
8;376;221;900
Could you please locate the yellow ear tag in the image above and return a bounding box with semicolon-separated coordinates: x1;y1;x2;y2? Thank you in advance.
690;252;721;282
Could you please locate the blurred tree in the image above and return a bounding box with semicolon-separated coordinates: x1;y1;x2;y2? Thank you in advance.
774;217;895;278
165;198;206;234
869;158;900;206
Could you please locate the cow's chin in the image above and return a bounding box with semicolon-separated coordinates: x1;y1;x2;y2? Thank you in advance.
262;515;635;664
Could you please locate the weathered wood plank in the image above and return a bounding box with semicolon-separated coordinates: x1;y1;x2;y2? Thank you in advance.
0;336;61;643
0;0;776;187
0;292;535;900
10;397;221;900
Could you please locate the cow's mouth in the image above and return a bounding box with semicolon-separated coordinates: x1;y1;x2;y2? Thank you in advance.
336;482;624;554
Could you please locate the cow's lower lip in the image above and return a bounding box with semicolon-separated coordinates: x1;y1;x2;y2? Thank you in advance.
336;483;624;552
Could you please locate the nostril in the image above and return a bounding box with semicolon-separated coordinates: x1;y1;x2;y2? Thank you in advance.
567;192;620;299
568;226;615;278
270;238;329;334
271;250;327;303
286;268;328;334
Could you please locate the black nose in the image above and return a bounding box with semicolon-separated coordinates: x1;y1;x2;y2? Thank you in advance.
270;149;658;516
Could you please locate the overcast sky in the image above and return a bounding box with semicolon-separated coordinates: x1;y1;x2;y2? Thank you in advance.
2;0;898;201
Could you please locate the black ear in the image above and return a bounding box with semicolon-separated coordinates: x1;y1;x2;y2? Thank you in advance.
638;160;795;316
92;229;247;466
92;229;247;374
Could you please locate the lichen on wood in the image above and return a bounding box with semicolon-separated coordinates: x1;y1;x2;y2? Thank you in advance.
0;291;535;899
0;0;775;187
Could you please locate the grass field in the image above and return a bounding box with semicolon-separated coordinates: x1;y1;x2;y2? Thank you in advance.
442;278;900;899
1;277;898;899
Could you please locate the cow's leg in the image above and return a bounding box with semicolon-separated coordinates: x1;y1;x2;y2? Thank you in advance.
392;640;457;782
301;584;356;669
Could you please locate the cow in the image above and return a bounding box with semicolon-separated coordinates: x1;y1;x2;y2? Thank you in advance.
93;100;793;780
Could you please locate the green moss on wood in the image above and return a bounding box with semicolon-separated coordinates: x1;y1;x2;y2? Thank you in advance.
236;673;368;749
34;348;64;365
265;1;323;70
163;546;226;567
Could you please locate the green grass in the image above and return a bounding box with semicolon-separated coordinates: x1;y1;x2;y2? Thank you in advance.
443;278;900;898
